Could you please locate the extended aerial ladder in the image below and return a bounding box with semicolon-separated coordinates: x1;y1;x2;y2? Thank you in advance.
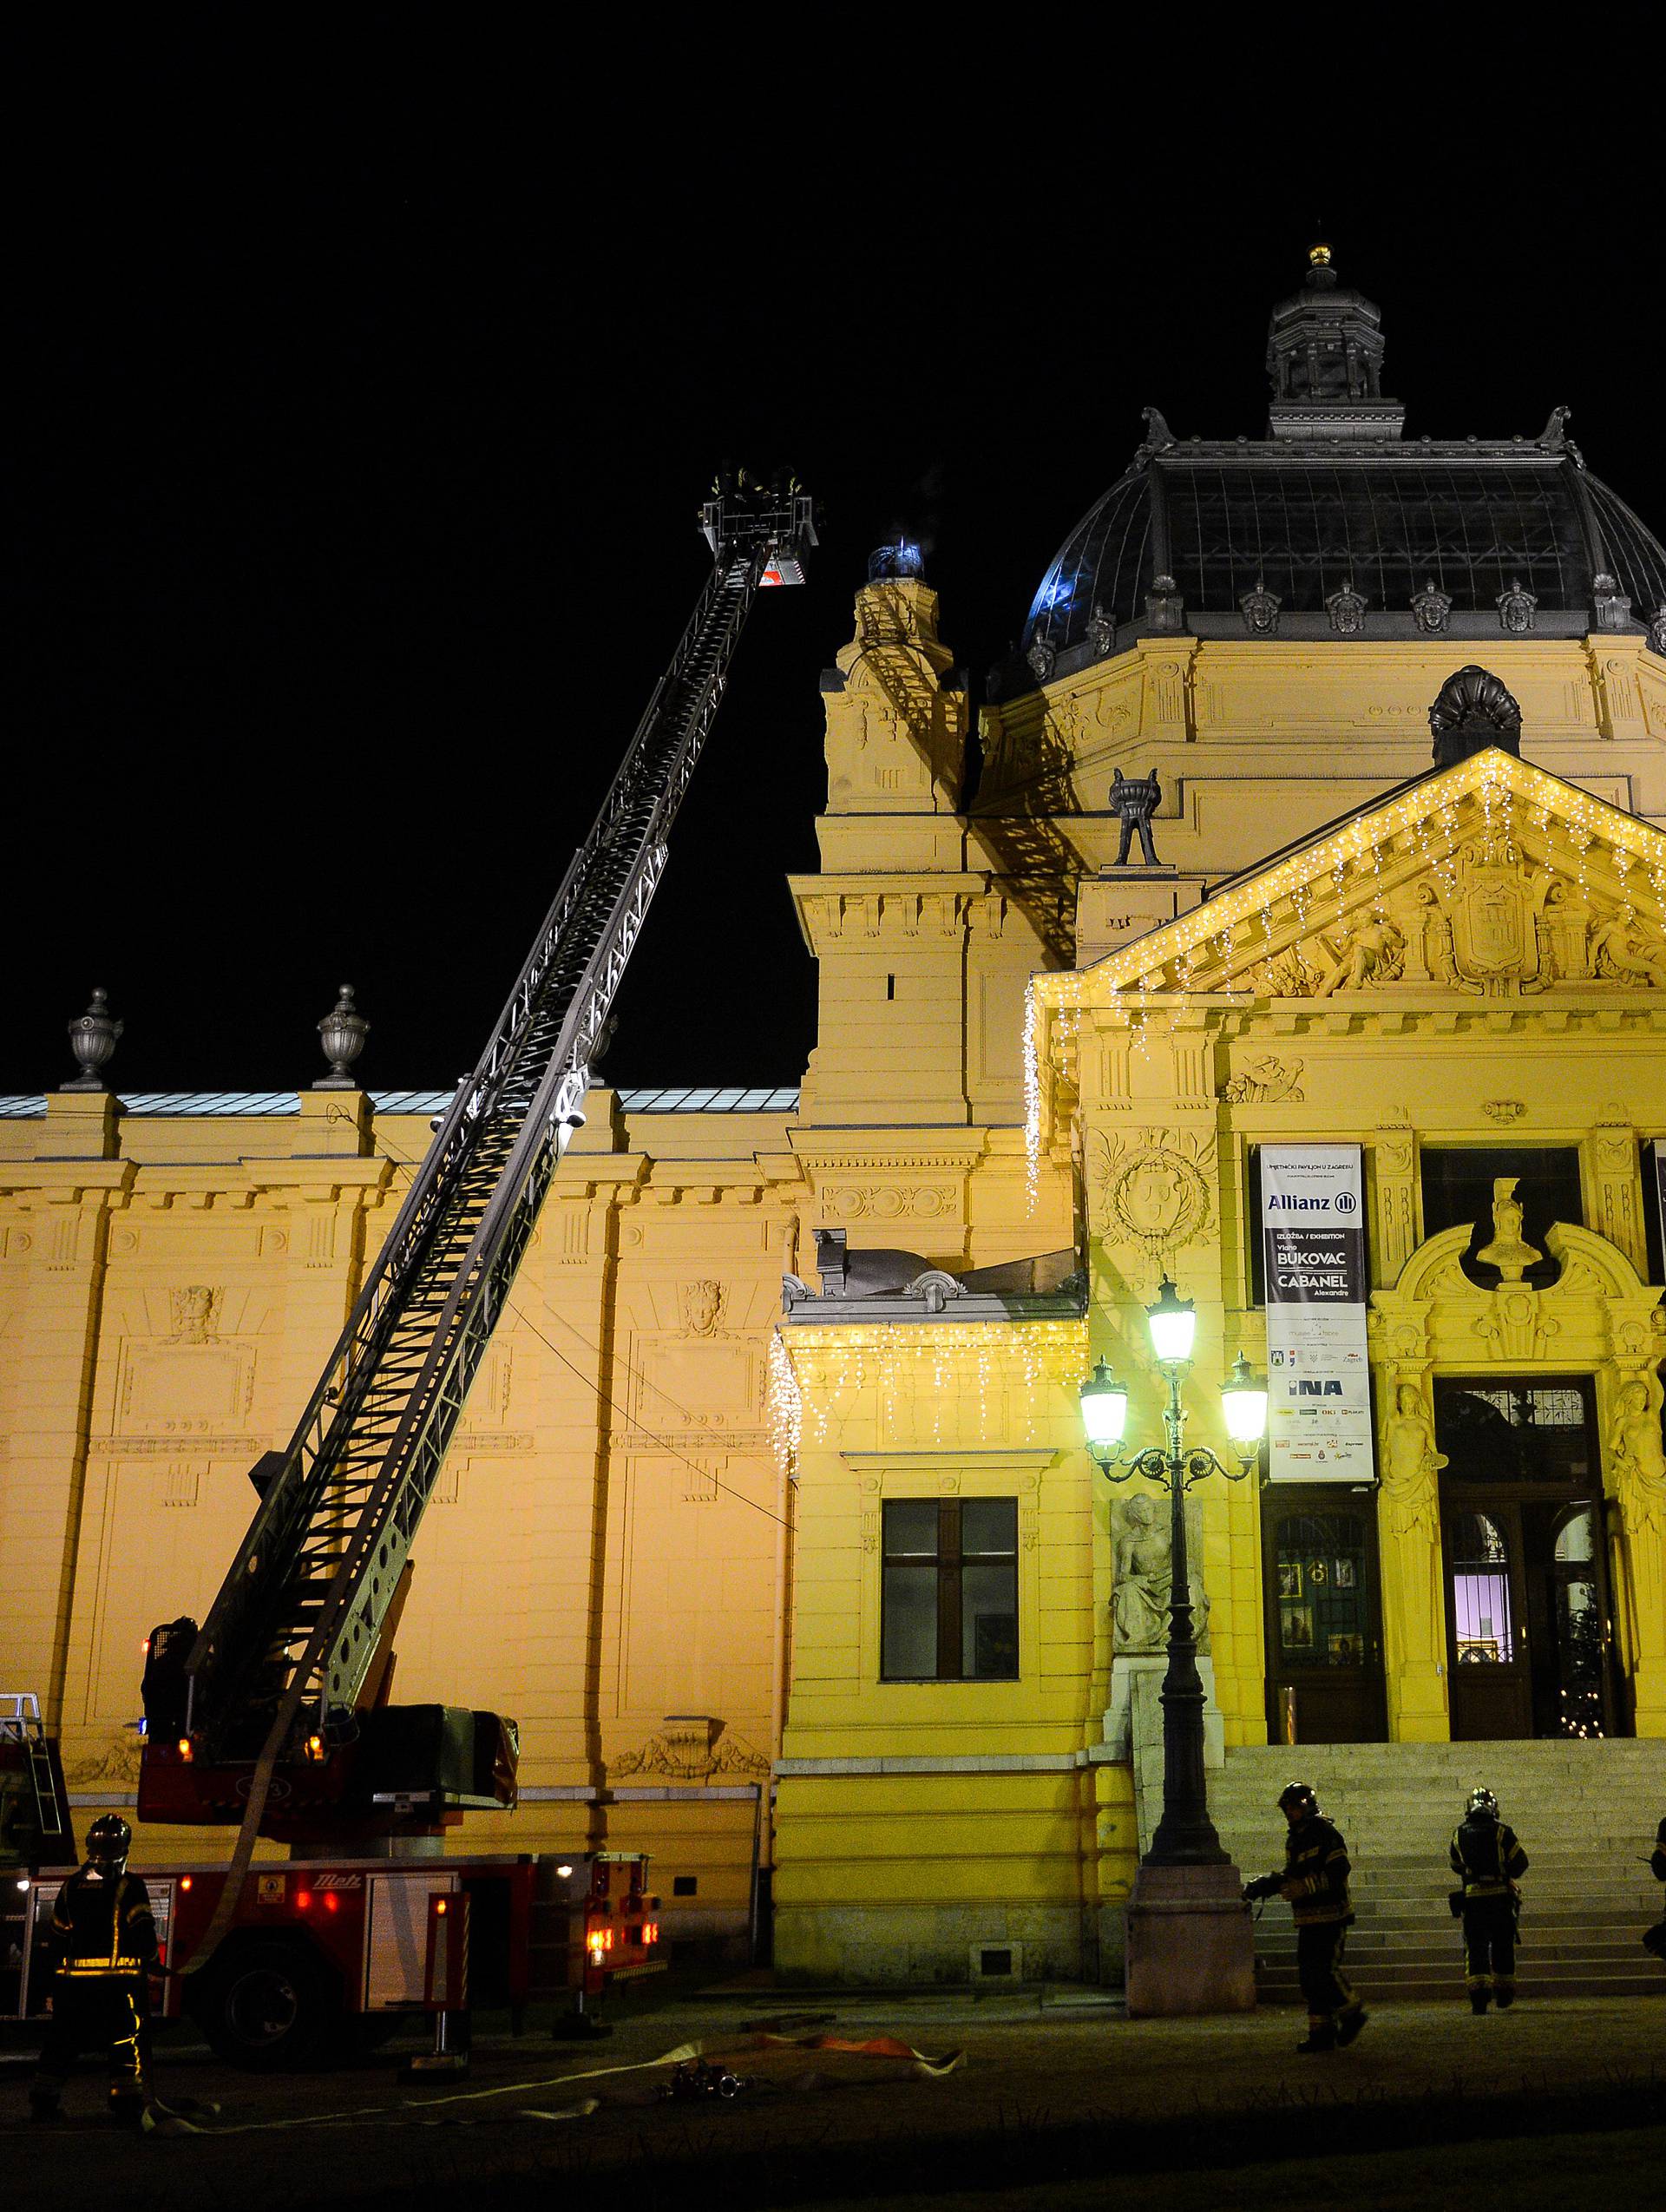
137;473;815;1874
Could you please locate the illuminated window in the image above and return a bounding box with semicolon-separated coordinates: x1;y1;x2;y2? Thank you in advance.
1449;1510;1514;1664
881;1499;1019;1682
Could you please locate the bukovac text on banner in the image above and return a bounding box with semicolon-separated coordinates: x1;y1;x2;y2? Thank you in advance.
1261;1145;1374;1484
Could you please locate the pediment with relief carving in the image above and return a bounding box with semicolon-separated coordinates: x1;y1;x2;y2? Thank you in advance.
1049;748;1666;1007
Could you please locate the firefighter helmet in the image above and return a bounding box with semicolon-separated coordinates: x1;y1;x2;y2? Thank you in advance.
1466;1787;1499;1818
85;1815;132;1879
1277;1782;1319;1818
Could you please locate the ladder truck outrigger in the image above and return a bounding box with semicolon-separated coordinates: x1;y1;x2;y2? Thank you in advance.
5;472;815;2071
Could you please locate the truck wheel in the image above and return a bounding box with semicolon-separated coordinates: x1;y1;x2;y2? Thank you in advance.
190;1939;341;2071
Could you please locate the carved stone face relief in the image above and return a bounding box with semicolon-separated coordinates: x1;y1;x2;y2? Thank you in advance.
1239;586;1281;636
680;1279;725;1337
168;1285;221;1343
1411;581;1453;634
1325;585;1368;635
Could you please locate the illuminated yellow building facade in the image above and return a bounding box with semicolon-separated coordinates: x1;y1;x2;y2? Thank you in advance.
6;253;1666;1981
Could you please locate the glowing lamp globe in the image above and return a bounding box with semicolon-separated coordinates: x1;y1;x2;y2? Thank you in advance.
1145;1278;1197;1367
1221;1354;1269;1447
1079;1358;1128;1454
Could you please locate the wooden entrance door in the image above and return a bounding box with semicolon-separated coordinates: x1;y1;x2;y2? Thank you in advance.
1261;1488;1387;1743
1434;1376;1622;1741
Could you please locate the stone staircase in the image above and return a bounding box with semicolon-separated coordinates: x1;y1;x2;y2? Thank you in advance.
1209;1741;1666;2004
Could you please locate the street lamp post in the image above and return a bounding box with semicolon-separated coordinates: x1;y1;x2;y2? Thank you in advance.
1079;1279;1268;2012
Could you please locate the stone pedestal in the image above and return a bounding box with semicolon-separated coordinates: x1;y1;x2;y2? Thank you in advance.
1124;1861;1256;2018
1105;1653;1225;1857
1076;868;1212;968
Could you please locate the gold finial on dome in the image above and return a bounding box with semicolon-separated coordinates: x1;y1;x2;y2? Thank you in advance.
1309;242;1332;266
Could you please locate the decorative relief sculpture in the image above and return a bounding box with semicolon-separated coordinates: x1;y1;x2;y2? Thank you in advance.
1246;943;1323;998
1481;1100;1526;1125
820;1182;955;1222
679;1279;726;1337
1220;1055;1305;1104
1649;601;1666;658
1496;579;1538;634
1411;580;1453;634
1026;637;1057;683
1088;1129;1215;1270
1239;584;1281;636
1380;1382;1446;1540
1591;913;1666;988
62;1730;143;1788
1405;884;1459;982
167;1286;222;1343
1448;836;1538;985
1111;1493;1209;1654
611;1716;770;1782
1315;915;1404;995
1325;583;1368;635
1086;601;1115;657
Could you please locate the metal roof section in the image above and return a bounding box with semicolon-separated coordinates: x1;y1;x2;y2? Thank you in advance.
1011;251;1666;682
0;1086;800;1120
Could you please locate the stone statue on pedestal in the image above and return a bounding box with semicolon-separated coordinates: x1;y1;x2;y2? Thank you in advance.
1112;1493;1210;1655
1109;767;1163;868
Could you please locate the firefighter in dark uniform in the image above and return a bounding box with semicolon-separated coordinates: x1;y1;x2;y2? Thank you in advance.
1243;1781;1367;2052
1449;1786;1528;2013
29;1815;158;2126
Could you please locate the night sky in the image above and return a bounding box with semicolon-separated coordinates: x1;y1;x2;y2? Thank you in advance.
7;60;1656;1098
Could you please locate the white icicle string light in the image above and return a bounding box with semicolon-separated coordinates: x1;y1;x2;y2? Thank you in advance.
765;1330;803;1477
1023;977;1043;1210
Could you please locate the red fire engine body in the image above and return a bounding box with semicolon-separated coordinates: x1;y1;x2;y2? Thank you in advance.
7;1849;659;2068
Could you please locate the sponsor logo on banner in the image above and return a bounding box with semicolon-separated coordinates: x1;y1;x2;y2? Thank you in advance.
1261;1144;1374;1483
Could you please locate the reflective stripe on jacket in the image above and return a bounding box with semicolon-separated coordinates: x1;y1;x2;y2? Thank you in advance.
1282;1815;1354;1926
44;1870;159;1981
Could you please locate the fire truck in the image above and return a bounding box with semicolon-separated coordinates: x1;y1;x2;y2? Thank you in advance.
3;474;814;2068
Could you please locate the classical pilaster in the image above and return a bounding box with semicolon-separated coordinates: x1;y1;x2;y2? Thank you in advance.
0;1095;131;1728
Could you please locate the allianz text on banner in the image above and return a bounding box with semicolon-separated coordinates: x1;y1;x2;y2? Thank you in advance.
1262;1144;1374;1484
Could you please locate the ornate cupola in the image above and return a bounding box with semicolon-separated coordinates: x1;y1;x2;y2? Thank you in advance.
1265;244;1406;443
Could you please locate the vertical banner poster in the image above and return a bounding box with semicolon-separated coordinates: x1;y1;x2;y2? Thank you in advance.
1262;1144;1374;1483
1651;1141;1666;1275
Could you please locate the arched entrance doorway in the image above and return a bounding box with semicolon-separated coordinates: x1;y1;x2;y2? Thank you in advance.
1371;1217;1666;1743
1433;1377;1620;1738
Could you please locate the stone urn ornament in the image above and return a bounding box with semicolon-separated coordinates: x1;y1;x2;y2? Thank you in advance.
316;984;369;1088
64;988;122;1092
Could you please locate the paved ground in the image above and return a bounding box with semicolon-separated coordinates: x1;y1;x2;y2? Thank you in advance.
4;1973;1664;2211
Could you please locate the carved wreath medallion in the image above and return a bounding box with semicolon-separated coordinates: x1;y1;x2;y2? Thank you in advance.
1091;1131;1215;1263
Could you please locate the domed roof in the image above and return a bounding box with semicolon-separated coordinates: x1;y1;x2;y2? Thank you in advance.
1015;254;1666;683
